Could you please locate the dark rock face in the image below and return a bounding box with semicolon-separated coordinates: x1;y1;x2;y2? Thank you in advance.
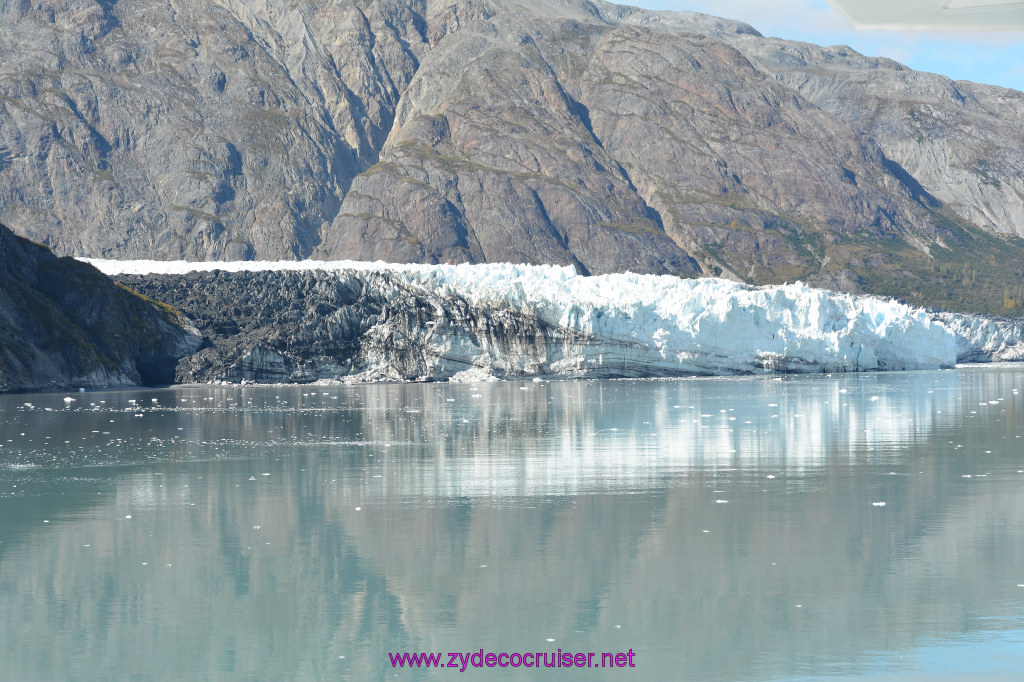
118;269;598;384
2;0;1024;313
0;224;201;392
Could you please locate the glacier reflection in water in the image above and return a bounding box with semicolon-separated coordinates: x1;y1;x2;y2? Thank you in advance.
1;367;1024;680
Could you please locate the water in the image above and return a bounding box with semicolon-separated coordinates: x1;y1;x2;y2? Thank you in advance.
1;367;1023;681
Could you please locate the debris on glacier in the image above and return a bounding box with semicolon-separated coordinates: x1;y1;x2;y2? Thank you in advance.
84;259;1024;383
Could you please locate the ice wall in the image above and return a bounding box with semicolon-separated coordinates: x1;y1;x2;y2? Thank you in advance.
86;260;1024;377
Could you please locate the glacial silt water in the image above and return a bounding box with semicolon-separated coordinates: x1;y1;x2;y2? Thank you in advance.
2;367;1023;680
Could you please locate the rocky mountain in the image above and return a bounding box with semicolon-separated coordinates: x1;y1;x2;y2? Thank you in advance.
730;36;1024;240
0;223;201;392
2;0;1023;314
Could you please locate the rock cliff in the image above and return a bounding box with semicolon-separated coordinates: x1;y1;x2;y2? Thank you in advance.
0;224;202;392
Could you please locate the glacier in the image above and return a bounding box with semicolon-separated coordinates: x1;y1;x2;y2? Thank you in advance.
85;259;1024;382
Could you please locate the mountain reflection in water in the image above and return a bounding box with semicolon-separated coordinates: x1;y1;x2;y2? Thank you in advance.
1;368;1023;680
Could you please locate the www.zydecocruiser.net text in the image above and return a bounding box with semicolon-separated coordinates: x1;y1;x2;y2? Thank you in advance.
389;649;637;671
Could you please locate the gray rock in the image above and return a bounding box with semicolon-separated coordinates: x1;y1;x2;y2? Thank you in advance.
2;0;1023;313
724;36;1024;239
0;223;202;392
0;0;416;259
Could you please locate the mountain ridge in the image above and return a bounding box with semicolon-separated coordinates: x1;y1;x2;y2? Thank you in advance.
2;0;1023;314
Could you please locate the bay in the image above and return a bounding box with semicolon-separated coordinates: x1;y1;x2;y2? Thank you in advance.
1;367;1023;680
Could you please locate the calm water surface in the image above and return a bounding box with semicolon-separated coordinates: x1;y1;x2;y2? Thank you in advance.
1;368;1023;680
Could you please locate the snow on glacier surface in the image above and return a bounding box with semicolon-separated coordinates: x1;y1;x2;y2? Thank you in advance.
85;259;964;372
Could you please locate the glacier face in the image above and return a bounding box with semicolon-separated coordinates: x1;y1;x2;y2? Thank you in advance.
87;259;1024;382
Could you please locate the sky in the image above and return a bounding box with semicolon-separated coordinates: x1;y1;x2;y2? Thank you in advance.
635;0;1024;92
